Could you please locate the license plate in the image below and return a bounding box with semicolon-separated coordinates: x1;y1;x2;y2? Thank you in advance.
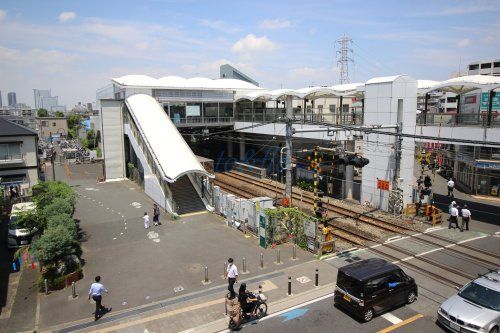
343;294;351;302
449;322;460;331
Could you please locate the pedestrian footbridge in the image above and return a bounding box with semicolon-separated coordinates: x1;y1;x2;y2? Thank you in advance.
101;94;213;215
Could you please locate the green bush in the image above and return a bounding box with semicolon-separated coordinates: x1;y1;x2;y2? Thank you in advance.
38;267;83;292
32;225;75;265
96;147;102;158
46;214;77;238
32;181;76;209
42;197;74;218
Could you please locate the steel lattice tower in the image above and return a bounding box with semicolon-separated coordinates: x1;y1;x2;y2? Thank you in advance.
336;34;353;84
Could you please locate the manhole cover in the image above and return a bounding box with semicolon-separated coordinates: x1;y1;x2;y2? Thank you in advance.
188;264;203;272
296;276;311;284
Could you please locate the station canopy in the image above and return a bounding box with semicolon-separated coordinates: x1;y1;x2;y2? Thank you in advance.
419;75;500;95
125;94;213;182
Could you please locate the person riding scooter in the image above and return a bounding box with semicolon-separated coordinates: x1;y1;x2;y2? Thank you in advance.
238;283;257;318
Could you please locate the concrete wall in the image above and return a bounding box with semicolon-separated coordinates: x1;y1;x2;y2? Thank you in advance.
361;75;417;210
101;100;126;180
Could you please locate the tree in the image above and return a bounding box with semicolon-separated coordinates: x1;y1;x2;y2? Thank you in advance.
54;111;64;117
46;214;77;238
32;181;76;209
32;225;75;265
13;210;41;233
67;114;81;130
85;129;97;149
42;197;74;219
37;108;49;117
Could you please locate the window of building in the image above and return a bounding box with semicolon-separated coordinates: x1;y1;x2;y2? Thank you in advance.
494;62;500;68
469;64;479;70
41;121;48;126
0;143;22;160
52;122;56;126
481;63;492;69
447;97;457;103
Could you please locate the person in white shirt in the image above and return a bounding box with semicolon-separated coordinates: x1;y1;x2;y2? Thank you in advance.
226;258;238;299
143;212;150;229
449;203;459;229
88;276;109;320
447;179;455;197
460;205;471;232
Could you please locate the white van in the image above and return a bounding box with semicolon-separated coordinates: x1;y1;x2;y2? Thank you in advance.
7;202;37;249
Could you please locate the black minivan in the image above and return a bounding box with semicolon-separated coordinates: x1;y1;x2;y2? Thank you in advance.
334;258;418;322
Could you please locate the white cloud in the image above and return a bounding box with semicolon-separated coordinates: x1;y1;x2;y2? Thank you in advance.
59;11;76;22
259;18;292;30
457;38;471;48
200;19;240;33
231;34;276;53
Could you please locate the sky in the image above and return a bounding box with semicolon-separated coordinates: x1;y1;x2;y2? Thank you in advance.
0;0;499;107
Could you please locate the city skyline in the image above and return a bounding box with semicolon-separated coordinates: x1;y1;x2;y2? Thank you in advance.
0;0;499;106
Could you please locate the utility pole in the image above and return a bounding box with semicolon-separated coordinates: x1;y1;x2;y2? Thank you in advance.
285;95;293;205
336;34;353;84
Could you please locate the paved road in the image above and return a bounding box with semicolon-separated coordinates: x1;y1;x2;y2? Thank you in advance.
235;295;441;333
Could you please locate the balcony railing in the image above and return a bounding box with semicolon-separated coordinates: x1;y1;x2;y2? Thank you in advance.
235;108;363;125
417;113;500;127
171;116;234;126
0;153;24;163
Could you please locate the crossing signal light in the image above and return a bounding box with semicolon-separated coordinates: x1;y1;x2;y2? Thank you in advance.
349;156;370;168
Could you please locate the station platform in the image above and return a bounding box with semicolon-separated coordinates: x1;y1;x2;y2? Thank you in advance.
414;162;500;227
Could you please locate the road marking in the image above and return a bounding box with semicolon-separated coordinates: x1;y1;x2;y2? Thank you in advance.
457;235;487;244
385;236;410;244
181;211;208;217
495;231;500;235
377;314;424;333
381;313;402;324
296;276;311;284
425;226;445;233
88;280;277;333
415;248;442;256
370;244;382;248
34;292;41;331
411;233;422;236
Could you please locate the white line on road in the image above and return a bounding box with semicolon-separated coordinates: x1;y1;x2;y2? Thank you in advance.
425;226;446;233
415;248;442;257
381;313;403;324
457;235;487;244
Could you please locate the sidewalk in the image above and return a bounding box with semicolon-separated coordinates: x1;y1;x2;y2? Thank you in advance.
50;259;339;333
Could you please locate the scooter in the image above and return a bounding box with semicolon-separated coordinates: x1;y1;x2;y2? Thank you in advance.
227;289;268;330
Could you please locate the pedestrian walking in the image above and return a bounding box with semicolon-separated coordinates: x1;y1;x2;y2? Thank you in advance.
88;276;110;320
447;178;455;197
461;205;471;232
226;258;238;299
143;212;150;229
448;203;459;229
153;203;160;226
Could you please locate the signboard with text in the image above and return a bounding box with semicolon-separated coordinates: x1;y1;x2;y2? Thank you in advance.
377;179;390;191
480;92;500;111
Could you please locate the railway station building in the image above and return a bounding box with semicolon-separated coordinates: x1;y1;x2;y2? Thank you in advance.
96;73;500;215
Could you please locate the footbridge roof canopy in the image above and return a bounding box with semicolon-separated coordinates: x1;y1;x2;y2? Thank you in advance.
125;94;213;182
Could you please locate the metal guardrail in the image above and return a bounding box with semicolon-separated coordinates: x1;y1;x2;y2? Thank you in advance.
235;111;363;125
417;113;500;127
172;117;234;125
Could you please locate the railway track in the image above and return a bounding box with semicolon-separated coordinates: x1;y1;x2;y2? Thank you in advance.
216;171;500;263
217;172;500;286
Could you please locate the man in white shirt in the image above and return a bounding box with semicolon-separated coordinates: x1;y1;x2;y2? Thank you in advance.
449;203;459;229
226;258;238;299
88;275;109;320
460;204;471;232
447;178;455;197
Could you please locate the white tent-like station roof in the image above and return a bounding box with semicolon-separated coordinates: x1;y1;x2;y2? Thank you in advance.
125;94;213;182
113;75;262;91
419;75;500;94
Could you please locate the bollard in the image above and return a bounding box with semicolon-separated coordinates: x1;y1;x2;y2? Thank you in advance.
260;253;264;269
71;281;77;298
277;249;281;264
204;266;209;283
242;257;247;273
288;276;292;295
315;268;319;287
292;244;297;260
45;279;49;295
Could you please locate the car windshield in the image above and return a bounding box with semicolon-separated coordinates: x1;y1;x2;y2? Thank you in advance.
459;282;500;311
337;271;363;298
8;216;21;230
